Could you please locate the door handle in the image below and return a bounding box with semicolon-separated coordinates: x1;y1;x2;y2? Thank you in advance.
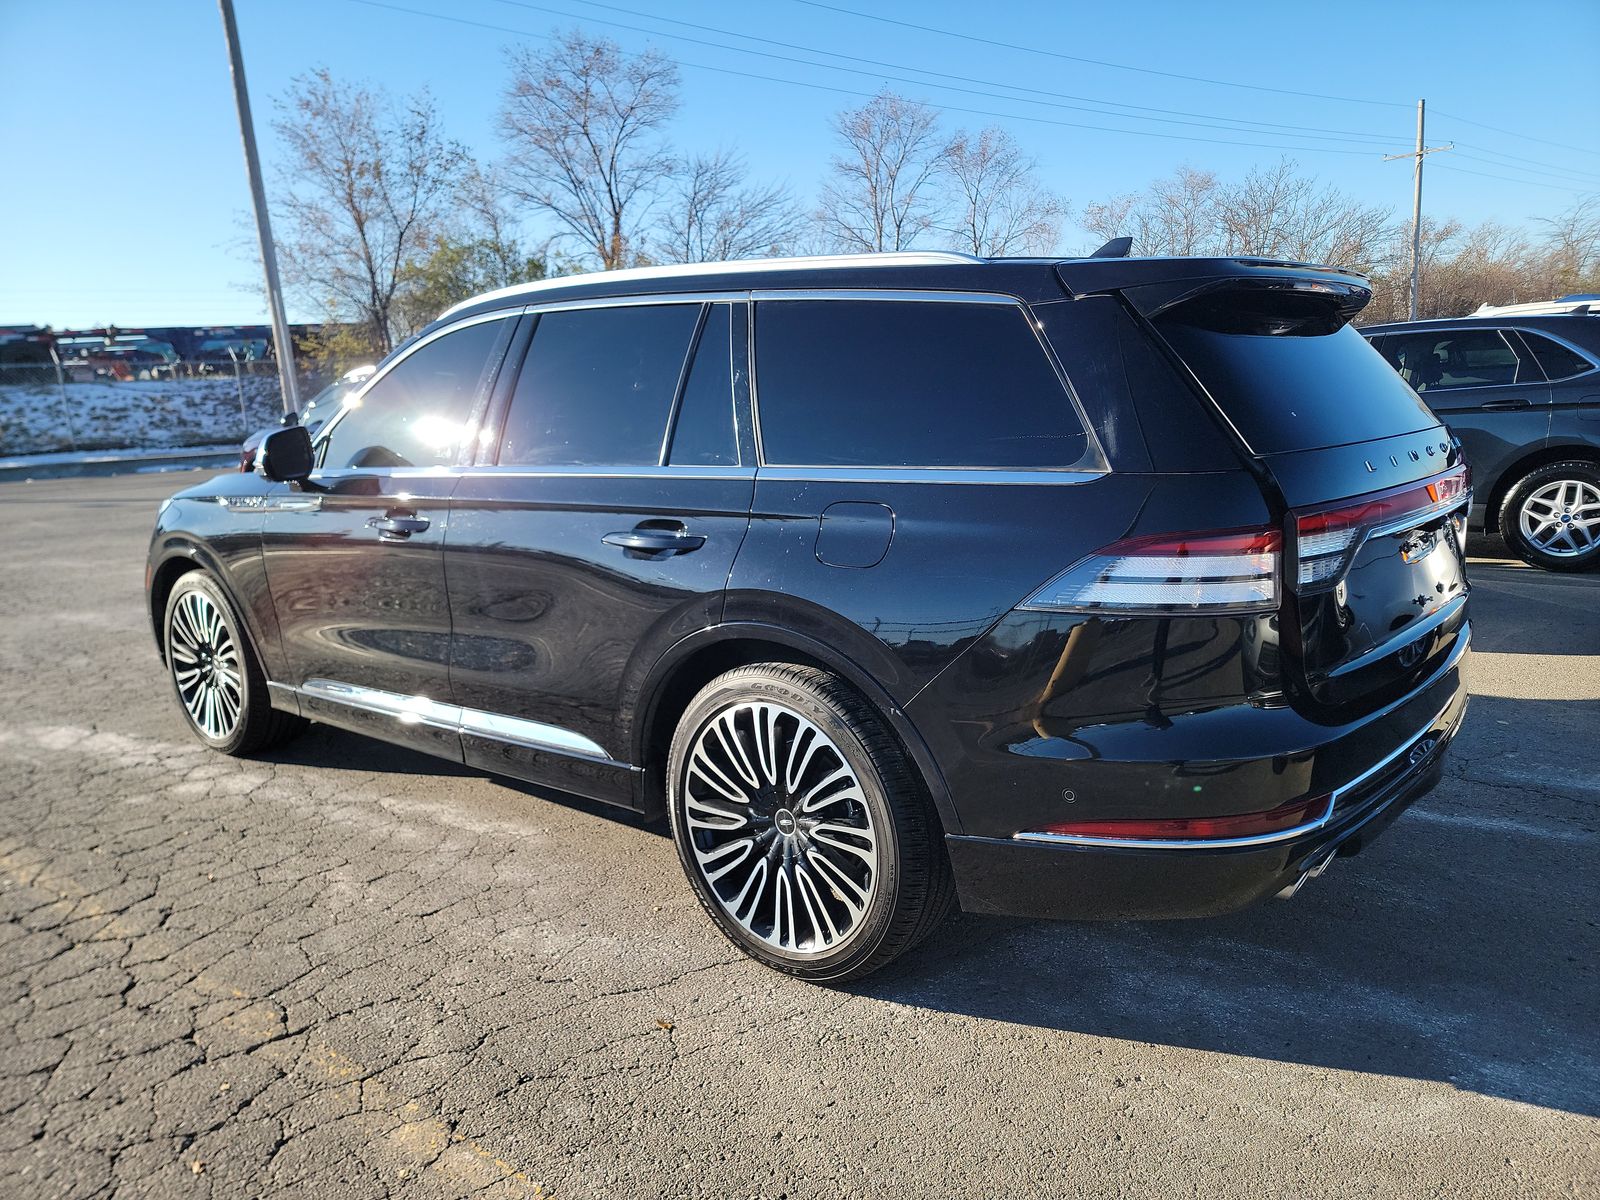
602;525;706;555
1480;398;1532;410
367;513;430;540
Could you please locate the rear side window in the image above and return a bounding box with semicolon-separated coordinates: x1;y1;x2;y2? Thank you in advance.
754;300;1090;468
1157;319;1436;454
667;305;738;466
1520;331;1595;381
1376;328;1533;391
320;317;508;470
500;304;701;466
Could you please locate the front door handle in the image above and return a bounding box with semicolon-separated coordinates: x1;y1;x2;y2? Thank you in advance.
367;513;430;540
1480;397;1533;410
602;525;706;555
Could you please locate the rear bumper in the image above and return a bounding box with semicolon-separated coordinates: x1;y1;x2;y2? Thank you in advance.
945;653;1468;921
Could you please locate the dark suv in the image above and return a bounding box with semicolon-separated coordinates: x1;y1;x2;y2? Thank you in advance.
146;253;1471;982
1362;313;1600;571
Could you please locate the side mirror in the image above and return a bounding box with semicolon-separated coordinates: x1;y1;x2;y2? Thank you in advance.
259;425;315;482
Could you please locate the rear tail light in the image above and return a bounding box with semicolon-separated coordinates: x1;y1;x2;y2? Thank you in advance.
1021;527;1280;616
1294;465;1469;589
1023;793;1331;842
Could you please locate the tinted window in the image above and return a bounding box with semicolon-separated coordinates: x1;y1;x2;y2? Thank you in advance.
1378;329;1528;392
500;304;701;466
668;305;738;466
1521;331;1594;381
320;318;507;470
1158;322;1436;454
755;300;1088;468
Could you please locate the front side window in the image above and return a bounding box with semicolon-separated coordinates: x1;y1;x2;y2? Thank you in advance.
1379;329;1530;392
754;300;1090;468
319;318;508;470
499;304;701;466
1519;331;1595;381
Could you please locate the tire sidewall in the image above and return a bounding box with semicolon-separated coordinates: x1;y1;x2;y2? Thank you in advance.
1499;461;1600;572
667;670;906;981
163;572;256;754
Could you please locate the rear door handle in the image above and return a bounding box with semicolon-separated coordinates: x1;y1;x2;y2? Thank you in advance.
367;513;430;540
1480;398;1532;410
602;525;706;555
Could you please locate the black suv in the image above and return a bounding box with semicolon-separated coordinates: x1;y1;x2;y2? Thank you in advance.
146;253;1470;982
1362;313;1600;571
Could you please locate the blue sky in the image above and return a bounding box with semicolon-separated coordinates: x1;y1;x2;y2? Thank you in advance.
3;0;1597;328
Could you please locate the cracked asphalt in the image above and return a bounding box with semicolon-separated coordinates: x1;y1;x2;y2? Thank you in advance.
1;469;1596;1200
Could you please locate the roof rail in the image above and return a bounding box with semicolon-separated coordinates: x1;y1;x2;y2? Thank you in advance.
438;251;987;320
1469;297;1600;318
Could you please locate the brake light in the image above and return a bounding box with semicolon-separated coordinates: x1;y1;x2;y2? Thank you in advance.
1024;793;1330;842
1295;465;1469;588
1021;527;1280;615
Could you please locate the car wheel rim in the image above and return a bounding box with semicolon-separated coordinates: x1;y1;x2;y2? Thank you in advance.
682;701;879;957
1519;479;1600;557
169;591;244;739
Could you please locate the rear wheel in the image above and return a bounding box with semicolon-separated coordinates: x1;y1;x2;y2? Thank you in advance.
667;663;954;983
1499;461;1600;572
163;572;306;755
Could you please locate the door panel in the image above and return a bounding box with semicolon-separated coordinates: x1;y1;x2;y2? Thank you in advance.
258;313;516;752
444;300;753;806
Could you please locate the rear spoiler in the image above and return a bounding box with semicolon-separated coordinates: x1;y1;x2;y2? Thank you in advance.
1055;257;1372;329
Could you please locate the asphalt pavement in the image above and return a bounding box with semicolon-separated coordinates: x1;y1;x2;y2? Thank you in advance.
1;469;1596;1199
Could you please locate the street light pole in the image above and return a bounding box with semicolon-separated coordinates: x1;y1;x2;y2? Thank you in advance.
1383;99;1452;322
218;0;299;417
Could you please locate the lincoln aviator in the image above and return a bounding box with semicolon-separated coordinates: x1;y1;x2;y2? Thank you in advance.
146;252;1471;981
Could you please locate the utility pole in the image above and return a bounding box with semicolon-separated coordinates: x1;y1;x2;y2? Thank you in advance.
218;0;299;417
1383;99;1452;321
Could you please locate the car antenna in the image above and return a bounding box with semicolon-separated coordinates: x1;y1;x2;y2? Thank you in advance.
1090;236;1133;259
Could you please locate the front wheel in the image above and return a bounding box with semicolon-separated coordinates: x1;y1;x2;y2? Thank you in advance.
1498;460;1600;572
163;571;306;755
667;663;954;983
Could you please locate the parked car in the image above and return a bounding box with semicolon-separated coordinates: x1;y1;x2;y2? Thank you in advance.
146;252;1470;982
1362;312;1600;571
297;363;378;435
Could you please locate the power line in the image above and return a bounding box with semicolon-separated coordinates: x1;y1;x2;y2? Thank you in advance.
785;0;1412;109
1452;151;1600;189
1452;144;1600;186
349;0;1386;157
532;0;1400;144
1432;109;1600;160
1433;162;1597;194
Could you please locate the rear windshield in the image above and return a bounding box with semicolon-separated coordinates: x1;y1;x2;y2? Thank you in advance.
1158;321;1438;455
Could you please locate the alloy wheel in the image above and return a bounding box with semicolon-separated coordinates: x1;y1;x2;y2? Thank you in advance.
682;701;879;957
1519;479;1600;557
168;590;244;739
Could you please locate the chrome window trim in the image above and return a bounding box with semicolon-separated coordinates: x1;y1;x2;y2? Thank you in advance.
519;292;746;316
746;290;1109;475
1012;635;1468;851
755;466;1103;486
456;464;756;481
297;678;621;766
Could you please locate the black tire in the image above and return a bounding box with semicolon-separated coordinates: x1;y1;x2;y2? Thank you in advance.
162;572;306;755
1497;460;1600;573
666;663;955;983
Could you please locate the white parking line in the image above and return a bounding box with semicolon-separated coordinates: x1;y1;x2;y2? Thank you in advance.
1408;807;1596;845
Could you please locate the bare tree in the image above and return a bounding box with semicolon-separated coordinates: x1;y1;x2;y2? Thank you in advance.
942;127;1066;256
499;31;679;270
660;150;806;263
1082;166;1222;256
1536;197;1600;295
272;68;469;352
1216;161;1392;269
818;92;948;252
